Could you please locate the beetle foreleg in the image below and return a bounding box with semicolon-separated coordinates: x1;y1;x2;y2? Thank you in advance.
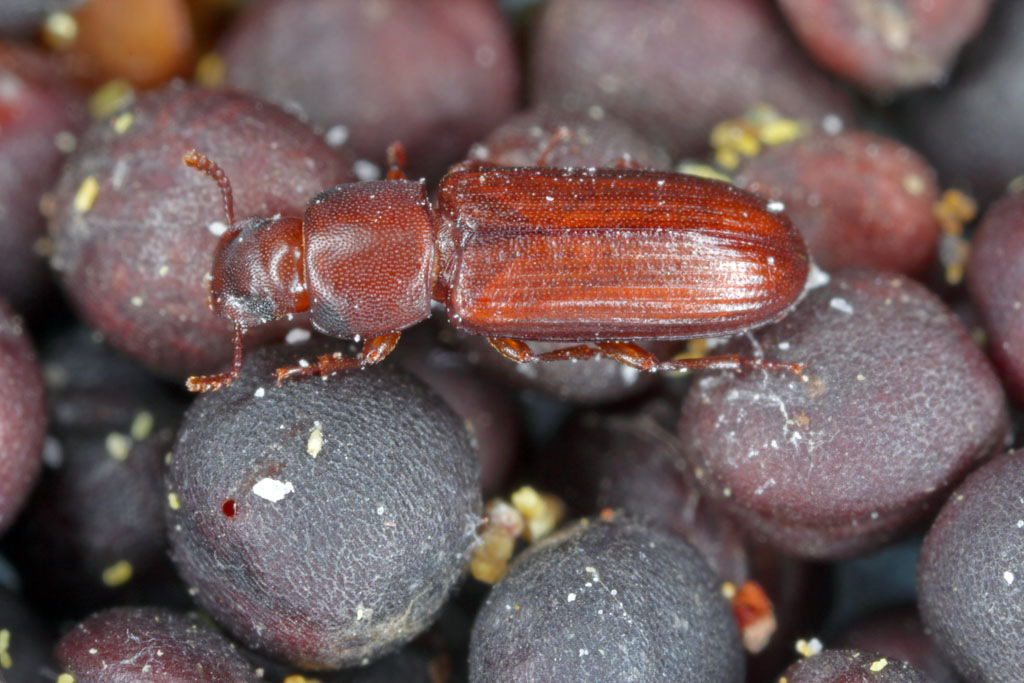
274;332;402;385
186;323;246;392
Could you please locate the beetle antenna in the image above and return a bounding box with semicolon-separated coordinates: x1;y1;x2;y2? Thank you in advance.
183;149;236;224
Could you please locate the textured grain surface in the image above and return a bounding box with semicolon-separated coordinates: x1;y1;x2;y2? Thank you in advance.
55;606;261;682
469;515;744;682
469;106;671;170
901;0;1024;205
778;0;992;94
166;343;481;669
7;329;184;617
49;84;354;378
679;270;1009;558
967;191;1024;405
219;0;518;180
734;129;941;277
531;0;852;157
780;648;929;682
0;44;85;314
439;167;808;340
0;300;44;537
918;449;1024;683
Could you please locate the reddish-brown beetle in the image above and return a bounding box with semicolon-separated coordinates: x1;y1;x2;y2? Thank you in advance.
183;146;810;392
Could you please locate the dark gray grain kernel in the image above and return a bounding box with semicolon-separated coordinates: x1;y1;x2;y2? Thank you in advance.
55;606;262;682
679;270;1009;558
166;342;481;669
780;648;929;682
469;514;744;682
918;449;1024;683
0;585;54;683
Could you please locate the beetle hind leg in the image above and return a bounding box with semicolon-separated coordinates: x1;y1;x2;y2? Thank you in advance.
488;337;601;363
275;332;402;385
597;341;805;376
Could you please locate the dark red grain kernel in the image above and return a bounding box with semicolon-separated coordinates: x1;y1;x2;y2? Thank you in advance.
469;106;671;170
0;299;44;538
900;0;1024;205
5;327;187;618
469;514;745;681
837;606;959;683
219;0;518;181
734;128;942;278
777;0;993;95
55;606;263;682
780;648;929;682
48;84;354;379
221;498;235;517
166;341;481;669
0;44;87;314
966;191;1024;406
679;270;1009;559
918;449;1024;682
530;0;853;159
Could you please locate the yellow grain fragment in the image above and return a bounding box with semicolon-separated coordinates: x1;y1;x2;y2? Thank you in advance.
73;176;100;213
101;560;133;587
195;53;227;88
795;638;821;658
470;528;516;584
869;658;888;672
675;162;733;183
720;581;737;599
89;79;134;120
283;676;322;683
1008;175;1024;194
42;11;77;50
111;112;135;135
130;410;155;440
105;432;132;461
758;117;806;146
0;628;10;669
168;492;181;510
57;674;76;683
307;421;324;457
510;486;566;542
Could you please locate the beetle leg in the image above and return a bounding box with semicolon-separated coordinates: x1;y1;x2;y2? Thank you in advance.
535;126;574;166
186;322;246;392
613;154;643;170
275;332;402;385
597;341;805;376
488;337;601;363
385;142;408;180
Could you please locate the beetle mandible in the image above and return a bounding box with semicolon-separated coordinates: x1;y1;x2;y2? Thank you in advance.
182;144;810;392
